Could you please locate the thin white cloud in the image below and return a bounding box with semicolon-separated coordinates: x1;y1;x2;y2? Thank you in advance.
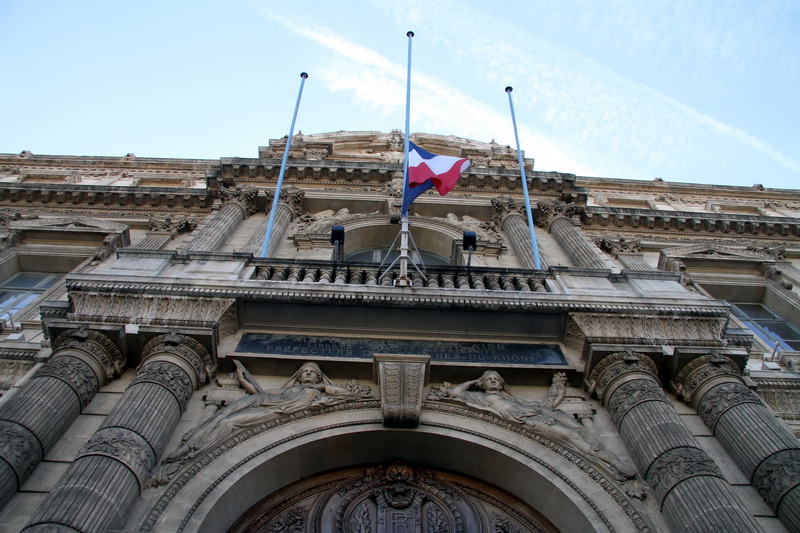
374;0;800;178
257;5;592;174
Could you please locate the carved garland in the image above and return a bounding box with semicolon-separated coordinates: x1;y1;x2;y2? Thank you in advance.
605;379;670;428
131;361;194;412
751;448;800;511
34;356;99;408
0;420;43;484
645;446;724;508
76;427;156;491
696;382;765;432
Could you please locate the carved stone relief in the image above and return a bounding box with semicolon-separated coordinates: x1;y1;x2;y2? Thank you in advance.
427;371;636;481
374;354;429;427
228;462;557;533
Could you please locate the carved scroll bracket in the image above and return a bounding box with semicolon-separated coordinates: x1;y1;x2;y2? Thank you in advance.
373;354;430;427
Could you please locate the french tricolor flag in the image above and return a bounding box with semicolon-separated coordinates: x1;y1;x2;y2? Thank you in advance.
402;142;470;215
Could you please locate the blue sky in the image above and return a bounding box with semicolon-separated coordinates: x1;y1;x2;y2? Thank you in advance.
1;0;798;189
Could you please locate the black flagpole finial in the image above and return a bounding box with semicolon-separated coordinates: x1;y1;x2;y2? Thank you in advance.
505;86;513;93
407;31;414;37
300;72;308;79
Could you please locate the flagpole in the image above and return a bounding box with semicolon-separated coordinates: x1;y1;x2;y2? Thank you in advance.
505;86;541;269
260;72;308;258
398;30;414;285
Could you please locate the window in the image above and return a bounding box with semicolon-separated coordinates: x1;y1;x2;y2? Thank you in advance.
731;303;800;353
0;272;61;323
346;249;450;266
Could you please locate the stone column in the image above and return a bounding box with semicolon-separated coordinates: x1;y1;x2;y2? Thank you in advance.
0;328;123;511
244;186;305;257
537;200;608;269
587;351;762;532
672;355;800;532
491;196;550;269
23;333;212;533
186;186;257;252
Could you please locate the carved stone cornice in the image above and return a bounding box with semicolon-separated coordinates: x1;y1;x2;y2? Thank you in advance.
645;446;724;505
68;292;235;330
535;200;577;231
669;354;742;405
374;354;429;427
572;313;727;345
76;427;156;491
584;206;800;237
586;351;659;400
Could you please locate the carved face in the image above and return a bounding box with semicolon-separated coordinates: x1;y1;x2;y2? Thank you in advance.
478;371;504;392
298;363;322;384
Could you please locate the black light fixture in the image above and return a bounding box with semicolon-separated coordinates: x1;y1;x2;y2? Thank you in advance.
463;231;476;268
331;225;345;263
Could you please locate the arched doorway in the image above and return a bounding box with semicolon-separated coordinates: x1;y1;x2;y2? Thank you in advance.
229;461;558;532
139;408;652;533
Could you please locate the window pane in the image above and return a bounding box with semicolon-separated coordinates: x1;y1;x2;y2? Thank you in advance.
0;290;26;310
2;272;55;289
734;303;778;320
758;321;800;342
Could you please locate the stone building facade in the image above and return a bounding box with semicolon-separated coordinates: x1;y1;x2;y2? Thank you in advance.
0;131;797;532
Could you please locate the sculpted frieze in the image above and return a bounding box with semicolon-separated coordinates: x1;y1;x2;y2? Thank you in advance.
154;362;373;480
572;313;726;343
427;371;636;481
68;293;235;327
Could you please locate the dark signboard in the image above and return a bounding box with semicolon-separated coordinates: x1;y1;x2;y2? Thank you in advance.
236;333;566;366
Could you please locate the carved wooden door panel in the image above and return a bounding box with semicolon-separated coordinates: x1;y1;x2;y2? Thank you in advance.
229;461;558;533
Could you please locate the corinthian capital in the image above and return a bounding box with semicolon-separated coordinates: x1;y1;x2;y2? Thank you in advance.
535;200;576;230
220;186;259;216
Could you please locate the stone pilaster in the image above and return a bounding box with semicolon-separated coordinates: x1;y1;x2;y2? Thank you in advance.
587;351;762;532
672;355;800;533
596;236;653;270
23;333;212;533
491;196;549;269
245;186;305;256
0;328;123;511
537;200;608;269
186;186;257;252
